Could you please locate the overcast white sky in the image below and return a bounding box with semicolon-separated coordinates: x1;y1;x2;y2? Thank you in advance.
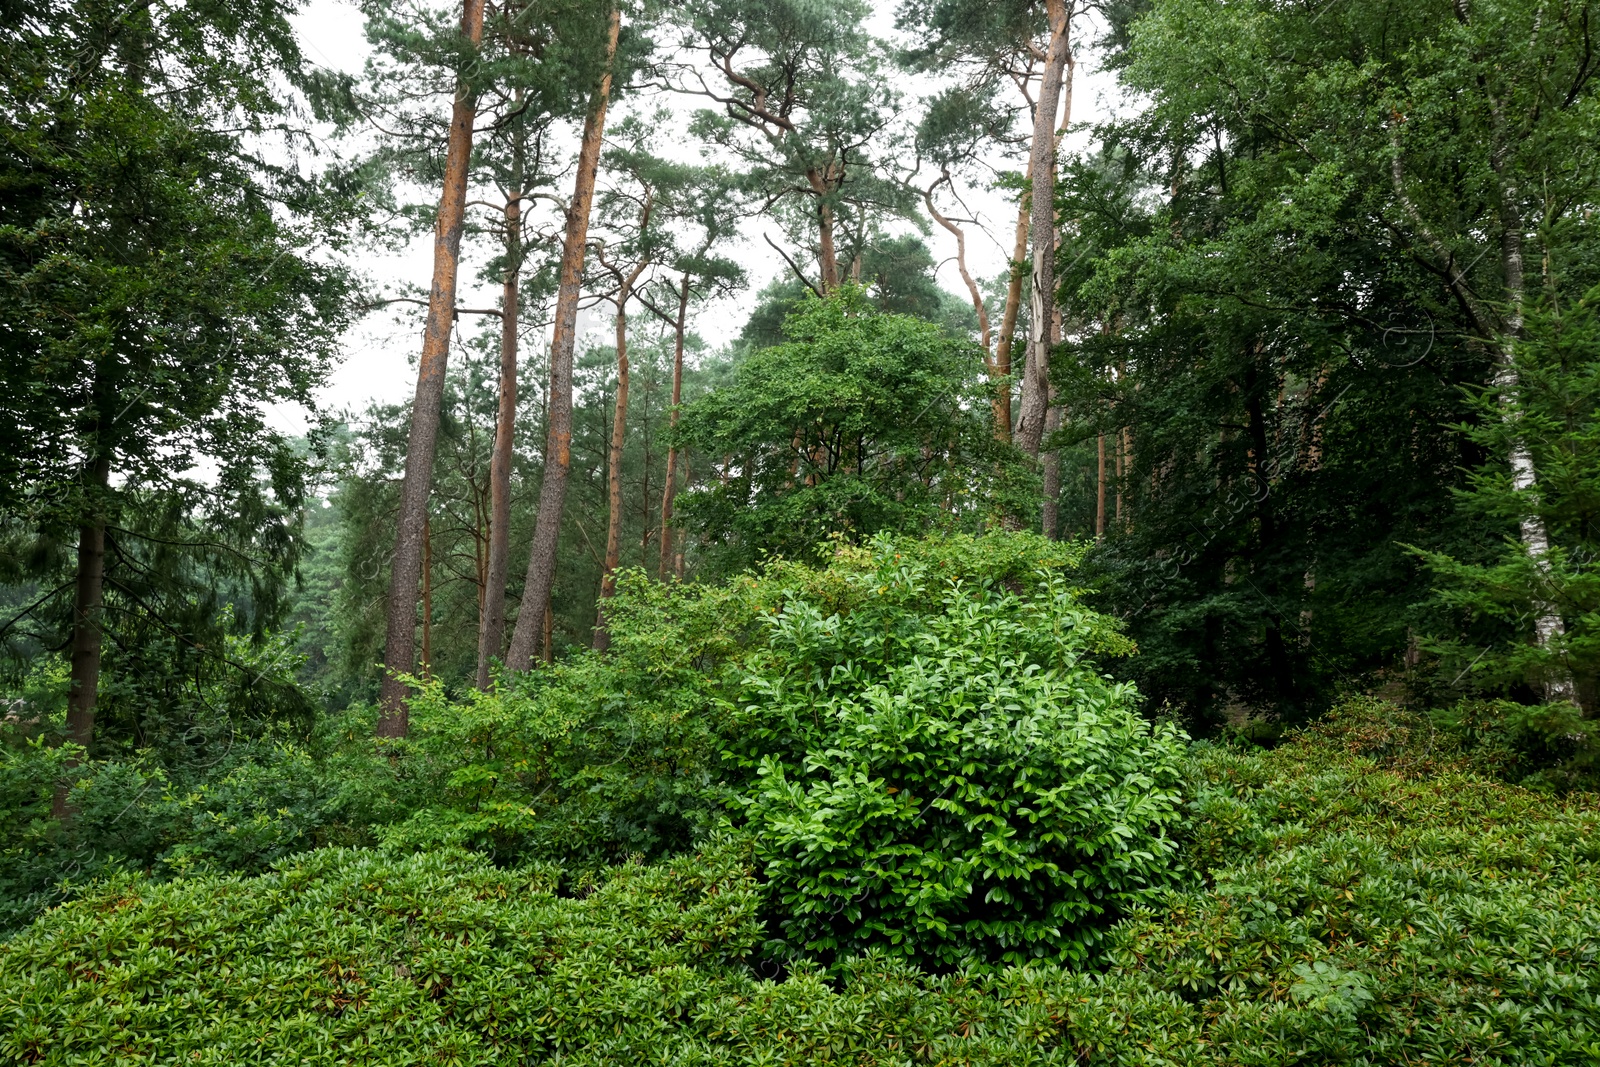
281;0;1124;427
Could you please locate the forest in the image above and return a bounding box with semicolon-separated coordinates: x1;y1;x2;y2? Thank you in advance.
1;0;1598;1062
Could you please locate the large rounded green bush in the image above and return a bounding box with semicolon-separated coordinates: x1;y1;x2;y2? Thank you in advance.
730;537;1188;969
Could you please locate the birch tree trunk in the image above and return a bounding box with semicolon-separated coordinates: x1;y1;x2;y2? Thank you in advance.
1489;94;1575;703
1013;0;1072;457
378;0;486;737
505;6;620;671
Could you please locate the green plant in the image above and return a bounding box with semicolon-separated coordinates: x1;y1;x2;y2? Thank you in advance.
6;724;1598;1064
732;534;1187;970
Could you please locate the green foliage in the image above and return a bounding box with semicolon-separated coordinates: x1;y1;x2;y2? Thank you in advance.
1414;291;1600;740
673;0;919;282
1058;0;1600;726
7;706;1597;1064
1096;702;1600;1063
732;536;1186;969
0;0;357;728
679;290;1029;571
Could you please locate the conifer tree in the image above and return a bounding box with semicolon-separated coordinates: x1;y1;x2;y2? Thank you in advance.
505;6;622;671
0;0;355;792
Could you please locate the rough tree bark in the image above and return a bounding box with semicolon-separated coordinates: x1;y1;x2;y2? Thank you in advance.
1014;0;1073;457
809;167;842;291
377;0;487;737
505;6;620;671
1041;398;1063;539
659;274;690;581
475;132;524;691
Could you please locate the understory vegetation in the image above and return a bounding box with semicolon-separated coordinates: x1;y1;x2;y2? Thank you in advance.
5;699;1596;1064
4;0;1600;1062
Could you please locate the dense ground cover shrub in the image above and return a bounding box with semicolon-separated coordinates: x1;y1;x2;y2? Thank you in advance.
7;716;1595;1065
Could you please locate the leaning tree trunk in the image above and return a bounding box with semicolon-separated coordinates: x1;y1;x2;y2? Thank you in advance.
925;174;993;355
659;274;690;581
377;0;486;737
476;130;524;691
505;7;620;671
1014;0;1073;458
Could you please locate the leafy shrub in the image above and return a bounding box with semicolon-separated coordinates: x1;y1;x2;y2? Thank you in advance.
1310;694;1600;792
6;728;1597;1064
377;652;731;866
1092;726;1600;1063
732;537;1186;969
0;715;394;934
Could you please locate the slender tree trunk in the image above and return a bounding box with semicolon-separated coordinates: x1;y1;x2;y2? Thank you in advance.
675;455;689;580
594;189;655;650
1015;0;1073;457
924;175;992;354
1491;108;1574;704
659;275;690;580
595;266;644;651
377;0;486;735
54;453;111;819
505;7;620;671
1117;428;1127;527
1095;433;1106;538
476;119;524;690
993;168;1031;443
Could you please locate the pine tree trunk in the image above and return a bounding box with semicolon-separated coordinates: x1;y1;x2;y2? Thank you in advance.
808;165;842;290
1040;264;1067;537
593;274;637;652
421;511;433;677
476;141;524;691
1041;401;1063;539
377;0;486;735
505;7;620;671
1015;0;1072;457
659;275;690;581
1095;432;1106;538
993;168;1031;444
674;455;689;580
